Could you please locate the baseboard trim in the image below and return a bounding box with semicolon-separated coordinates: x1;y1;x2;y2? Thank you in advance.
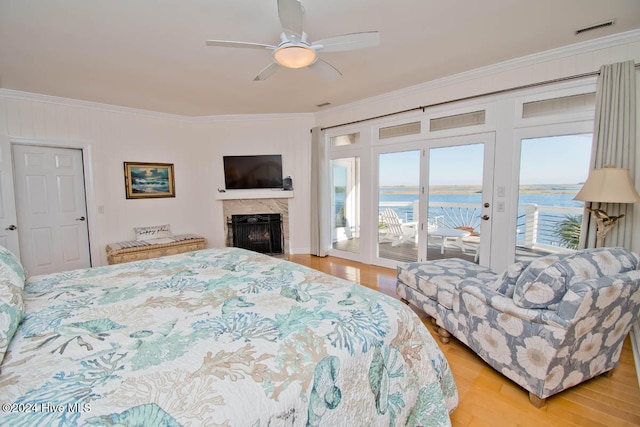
631;322;640;388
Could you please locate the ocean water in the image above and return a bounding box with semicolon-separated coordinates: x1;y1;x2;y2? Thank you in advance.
378;185;583;208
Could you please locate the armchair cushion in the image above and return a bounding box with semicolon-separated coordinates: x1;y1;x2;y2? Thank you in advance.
557;247;639;286
513;248;640;310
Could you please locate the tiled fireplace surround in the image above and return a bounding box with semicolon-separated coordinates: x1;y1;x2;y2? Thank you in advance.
222;198;290;255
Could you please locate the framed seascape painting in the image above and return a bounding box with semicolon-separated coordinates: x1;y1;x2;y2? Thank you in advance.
124;162;175;199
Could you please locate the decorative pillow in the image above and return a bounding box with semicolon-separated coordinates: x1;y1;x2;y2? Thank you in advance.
0;245;26;287
0;295;24;364
513;253;570;309
489;260;531;298
134;224;172;241
0;245;26;363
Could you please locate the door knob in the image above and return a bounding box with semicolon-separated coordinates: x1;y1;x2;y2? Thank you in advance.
483;202;490;208
76;216;86;221
5;225;16;231
481;215;490;221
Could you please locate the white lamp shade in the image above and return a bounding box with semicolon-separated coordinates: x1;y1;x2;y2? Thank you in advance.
574;167;640;203
273;46;317;69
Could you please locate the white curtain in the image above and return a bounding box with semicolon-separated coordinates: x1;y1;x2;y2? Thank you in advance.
310;127;329;256
582;61;637;249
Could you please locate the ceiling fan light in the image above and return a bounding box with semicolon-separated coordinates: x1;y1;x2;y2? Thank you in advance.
273;46;317;68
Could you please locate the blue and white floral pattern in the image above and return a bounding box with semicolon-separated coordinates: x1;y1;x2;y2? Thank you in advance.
1;247;457;426
397;248;640;401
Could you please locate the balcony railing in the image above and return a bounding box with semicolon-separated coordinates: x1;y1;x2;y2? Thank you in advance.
378;201;582;253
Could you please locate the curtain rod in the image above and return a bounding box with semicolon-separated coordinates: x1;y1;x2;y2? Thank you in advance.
320;63;640;132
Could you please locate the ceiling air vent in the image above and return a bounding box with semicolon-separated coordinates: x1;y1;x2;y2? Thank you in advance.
575;19;615;35
316;102;332;108
430;110;485;132
379;121;421;139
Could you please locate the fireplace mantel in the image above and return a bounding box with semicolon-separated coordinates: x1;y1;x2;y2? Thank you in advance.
216;189;293;200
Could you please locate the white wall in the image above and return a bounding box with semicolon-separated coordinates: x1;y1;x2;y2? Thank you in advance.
0;93;313;266
197;115;314;254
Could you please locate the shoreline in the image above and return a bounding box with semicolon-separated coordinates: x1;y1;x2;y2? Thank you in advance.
380;184;582;195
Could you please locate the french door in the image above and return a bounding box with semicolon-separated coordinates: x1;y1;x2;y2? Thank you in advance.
373;133;495;268
424;133;495;265
329;156;363;262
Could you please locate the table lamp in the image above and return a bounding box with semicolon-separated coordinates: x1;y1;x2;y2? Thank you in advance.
574;166;640;247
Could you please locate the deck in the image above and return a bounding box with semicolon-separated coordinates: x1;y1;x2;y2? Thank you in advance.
333;237;546;264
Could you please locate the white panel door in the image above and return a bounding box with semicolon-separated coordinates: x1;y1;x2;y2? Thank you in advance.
0;139;20;255
12;145;90;275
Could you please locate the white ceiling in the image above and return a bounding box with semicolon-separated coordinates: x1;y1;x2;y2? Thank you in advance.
1;0;639;117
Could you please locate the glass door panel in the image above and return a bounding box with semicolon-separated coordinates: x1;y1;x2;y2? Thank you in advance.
427;143;487;263
331;157;360;253
377;151;420;263
515;134;591;261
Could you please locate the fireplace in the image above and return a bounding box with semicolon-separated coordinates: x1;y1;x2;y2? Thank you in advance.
228;213;283;254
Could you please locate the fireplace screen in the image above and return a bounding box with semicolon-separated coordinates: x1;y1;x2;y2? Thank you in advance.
228;214;283;254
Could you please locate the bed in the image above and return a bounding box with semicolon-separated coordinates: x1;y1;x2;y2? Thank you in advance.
0;246;457;426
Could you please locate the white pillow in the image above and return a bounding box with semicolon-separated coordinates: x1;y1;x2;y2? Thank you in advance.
134;224;172;241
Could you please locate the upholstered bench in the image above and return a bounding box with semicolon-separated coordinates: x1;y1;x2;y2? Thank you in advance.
106;234;206;264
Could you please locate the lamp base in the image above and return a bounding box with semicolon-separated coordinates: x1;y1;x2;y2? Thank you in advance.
588;208;624;247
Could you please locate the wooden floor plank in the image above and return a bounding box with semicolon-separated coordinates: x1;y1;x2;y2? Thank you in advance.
288;254;640;427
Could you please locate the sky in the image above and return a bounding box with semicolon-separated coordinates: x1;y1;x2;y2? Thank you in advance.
377;134;593;186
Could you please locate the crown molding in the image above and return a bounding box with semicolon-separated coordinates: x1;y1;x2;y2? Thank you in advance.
191;112;314;123
0;89;189;121
0;89;313;123
316;29;640;120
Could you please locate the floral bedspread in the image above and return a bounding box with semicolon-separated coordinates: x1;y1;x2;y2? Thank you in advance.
0;248;457;426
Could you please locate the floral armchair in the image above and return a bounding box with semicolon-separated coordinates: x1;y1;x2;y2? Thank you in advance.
396;247;640;407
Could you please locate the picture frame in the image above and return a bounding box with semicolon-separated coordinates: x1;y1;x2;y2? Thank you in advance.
124;162;175;199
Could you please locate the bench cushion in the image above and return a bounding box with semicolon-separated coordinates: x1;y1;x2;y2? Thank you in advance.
106;234;205;264
398;259;495;309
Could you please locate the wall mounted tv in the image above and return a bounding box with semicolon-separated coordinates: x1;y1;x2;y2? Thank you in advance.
223;155;283;190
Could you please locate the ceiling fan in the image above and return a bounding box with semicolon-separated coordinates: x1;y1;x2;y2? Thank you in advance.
205;0;380;81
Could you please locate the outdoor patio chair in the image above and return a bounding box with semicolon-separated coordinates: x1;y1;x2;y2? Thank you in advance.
379;208;418;246
452;226;480;262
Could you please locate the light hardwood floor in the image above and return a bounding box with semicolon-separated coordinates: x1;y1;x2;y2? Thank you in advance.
287;254;640;427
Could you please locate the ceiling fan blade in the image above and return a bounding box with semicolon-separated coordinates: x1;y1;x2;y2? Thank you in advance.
311;31;380;52
206;40;275;50
278;0;304;39
308;59;342;80
253;63;280;81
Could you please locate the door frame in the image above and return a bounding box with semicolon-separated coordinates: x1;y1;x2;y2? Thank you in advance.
510;121;595;262
371;132;496;269
372;141;424;269
9;137;98;268
327;152;368;264
420;132;496;267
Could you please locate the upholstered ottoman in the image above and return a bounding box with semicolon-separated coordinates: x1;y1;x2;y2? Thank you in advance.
396;259;497;338
106;234;206;264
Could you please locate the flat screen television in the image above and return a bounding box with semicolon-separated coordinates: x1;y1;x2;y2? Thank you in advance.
223;155;283;190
